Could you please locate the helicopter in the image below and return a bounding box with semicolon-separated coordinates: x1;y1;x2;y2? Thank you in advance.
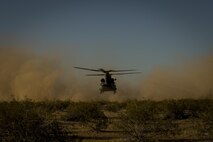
74;67;140;94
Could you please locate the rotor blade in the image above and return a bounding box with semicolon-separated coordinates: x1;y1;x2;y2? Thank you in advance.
74;67;101;72
99;68;107;73
86;74;105;76
109;69;137;72
111;72;141;75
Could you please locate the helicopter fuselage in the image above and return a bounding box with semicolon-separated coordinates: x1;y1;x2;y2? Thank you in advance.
100;73;117;94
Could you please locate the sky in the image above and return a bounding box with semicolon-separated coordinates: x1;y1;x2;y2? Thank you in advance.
1;0;213;77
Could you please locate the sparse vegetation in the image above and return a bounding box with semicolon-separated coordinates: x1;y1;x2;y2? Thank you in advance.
0;100;65;142
66;102;108;131
116;100;176;142
0;99;213;141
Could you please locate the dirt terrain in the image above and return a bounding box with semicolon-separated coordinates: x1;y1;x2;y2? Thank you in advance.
0;99;213;142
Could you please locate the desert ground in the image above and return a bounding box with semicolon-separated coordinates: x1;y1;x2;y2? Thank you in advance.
0;99;213;142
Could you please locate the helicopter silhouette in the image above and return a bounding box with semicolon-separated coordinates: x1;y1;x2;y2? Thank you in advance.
74;67;140;94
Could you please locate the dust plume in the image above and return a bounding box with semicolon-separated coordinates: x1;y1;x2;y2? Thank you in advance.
0;45;212;101
140;55;213;100
0;45;136;101
0;46;76;101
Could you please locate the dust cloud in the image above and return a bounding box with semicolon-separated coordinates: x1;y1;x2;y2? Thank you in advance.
0;45;129;101
0;46;76;101
140;55;213;100
0;45;128;101
0;45;212;101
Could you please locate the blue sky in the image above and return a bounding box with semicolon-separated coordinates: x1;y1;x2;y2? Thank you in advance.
1;0;212;77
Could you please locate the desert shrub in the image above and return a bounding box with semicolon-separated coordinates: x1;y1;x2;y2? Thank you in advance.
125;100;159;121
117;101;156;142
196;100;213;138
196;99;213;119
37;100;71;112
165;100;187;119
0;100;65;142
105;102;126;112
117;100;176;142
165;99;200;120
66;102;108;131
163;99;213;120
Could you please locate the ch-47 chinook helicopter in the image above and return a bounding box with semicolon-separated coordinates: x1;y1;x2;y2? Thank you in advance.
74;67;140;94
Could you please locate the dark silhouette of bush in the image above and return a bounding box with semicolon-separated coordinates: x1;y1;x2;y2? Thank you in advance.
0;100;65;142
196;99;213;138
165;99;212;120
36;100;71;112
117;100;177;142
117;100;155;141
104;102;126;112
66;102;108;131
1;99;213;141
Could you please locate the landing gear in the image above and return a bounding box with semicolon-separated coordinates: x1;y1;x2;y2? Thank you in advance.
99;85;117;94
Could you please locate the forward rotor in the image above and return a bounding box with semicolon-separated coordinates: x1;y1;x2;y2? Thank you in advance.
85;72;140;76
74;66;140;76
74;66;137;73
